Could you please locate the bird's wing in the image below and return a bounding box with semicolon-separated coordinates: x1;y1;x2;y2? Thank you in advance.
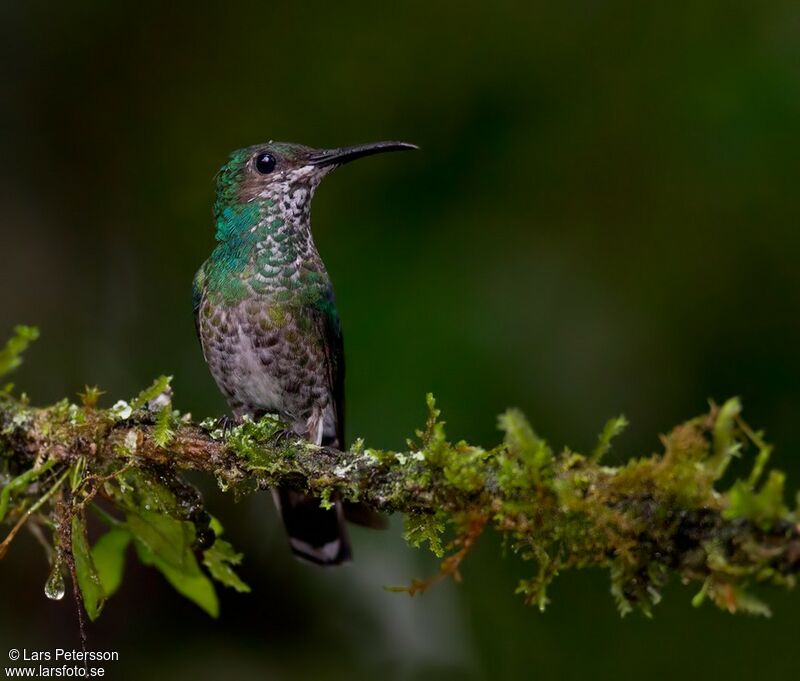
312;286;345;449
311;288;386;530
191;263;208;351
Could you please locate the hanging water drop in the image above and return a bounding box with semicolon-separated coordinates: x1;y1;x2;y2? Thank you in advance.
44;561;65;601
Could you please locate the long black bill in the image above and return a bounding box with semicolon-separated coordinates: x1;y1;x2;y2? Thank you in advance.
308;141;418;167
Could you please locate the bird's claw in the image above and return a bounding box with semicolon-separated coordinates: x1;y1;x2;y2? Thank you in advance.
214;415;238;442
269;428;296;447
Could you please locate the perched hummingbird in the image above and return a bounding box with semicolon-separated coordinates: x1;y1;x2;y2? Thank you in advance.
193;140;416;565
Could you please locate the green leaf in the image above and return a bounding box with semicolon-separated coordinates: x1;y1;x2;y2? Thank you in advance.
71;515;106;621
134;539;219;617
128;511;219;617
403;512;445;557
203;539;251;593
115;468;182;517
209;515;224;536
0;325;39;378
91;528;131;599
127;511;195;572
0;459;56;522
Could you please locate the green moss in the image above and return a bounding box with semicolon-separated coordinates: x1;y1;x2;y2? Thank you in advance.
496;408;553;490
223;415;287;469
591;415;629;463
153;406;177;448
725;470;788;529
710;397;742;478
0;325;39;379
1;335;798;621
131;375;172;410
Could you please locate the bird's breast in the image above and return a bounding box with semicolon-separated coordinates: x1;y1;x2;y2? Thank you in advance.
198;295;329;423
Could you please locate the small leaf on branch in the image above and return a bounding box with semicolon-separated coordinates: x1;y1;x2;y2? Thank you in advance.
71;514;106;621
404;513;446;558
128;511;219;617
133;536;219;617
91;528;131;599
203;539;250;593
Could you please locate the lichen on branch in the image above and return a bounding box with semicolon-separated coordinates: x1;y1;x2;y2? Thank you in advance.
1;326;799;621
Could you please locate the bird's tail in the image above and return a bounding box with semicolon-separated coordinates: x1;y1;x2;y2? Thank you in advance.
272;488;352;566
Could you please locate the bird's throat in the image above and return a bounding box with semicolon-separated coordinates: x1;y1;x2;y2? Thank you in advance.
205;196;323;307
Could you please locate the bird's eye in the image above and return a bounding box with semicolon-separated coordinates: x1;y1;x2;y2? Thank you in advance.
254;153;277;174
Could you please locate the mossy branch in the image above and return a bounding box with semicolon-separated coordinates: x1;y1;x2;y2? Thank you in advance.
1;326;799;621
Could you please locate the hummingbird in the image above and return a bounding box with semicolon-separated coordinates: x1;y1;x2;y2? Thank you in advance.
193;140;417;565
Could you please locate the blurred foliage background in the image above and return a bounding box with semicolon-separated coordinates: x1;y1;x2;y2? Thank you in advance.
2;1;800;679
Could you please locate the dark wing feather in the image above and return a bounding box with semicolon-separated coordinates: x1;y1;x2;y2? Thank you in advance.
312;286;345;449
192;263;207;349
313;288;386;529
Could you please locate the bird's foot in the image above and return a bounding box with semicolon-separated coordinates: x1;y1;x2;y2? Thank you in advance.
268;428;297;447
214;415;238;442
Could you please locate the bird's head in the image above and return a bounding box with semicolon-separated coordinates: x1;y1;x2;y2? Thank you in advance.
213;140;417;221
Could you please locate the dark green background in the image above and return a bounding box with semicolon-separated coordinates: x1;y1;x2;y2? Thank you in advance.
2;2;799;679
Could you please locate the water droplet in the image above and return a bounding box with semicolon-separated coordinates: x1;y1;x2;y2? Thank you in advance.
44;561;65;601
